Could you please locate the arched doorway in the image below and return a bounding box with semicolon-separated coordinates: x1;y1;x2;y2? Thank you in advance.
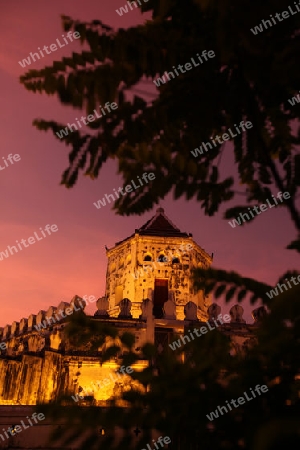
153;278;168;318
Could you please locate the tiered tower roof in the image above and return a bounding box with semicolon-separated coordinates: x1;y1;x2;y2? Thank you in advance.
116;208;190;246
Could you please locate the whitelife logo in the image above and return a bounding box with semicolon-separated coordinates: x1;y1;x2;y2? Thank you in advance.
93;173;155;210
0;224;58;262
206;385;269;421
141;435;171;450
18;31;80;68
250;2;300;35
153;50;215;87
266;274;300;299
169;314;230;351
116;0;149;16
55;102;118;139
0;153;21;172
71;365;134;402
190;121;253;158
0;342;7;351
228;192;291;228
132;243;194;280
34;295;97;332
288;91;300;106
0;412;45;443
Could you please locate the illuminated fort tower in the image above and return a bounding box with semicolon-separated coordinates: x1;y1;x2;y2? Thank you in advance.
105;208;213;321
0;208;260;449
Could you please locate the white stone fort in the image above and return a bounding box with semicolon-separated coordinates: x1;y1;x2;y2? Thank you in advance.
104;207;213;320
0;209;266;448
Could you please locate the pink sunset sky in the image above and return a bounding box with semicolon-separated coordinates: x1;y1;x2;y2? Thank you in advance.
0;0;298;328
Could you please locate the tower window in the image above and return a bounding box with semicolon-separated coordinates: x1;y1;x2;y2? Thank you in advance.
172;257;180;264
157;254;168;262
144;254;152;261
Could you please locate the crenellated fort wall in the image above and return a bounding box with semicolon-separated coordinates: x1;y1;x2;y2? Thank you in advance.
0;294;265;407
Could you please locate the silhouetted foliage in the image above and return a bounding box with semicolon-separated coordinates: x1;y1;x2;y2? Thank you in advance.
25;1;300;448
20;1;300;243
